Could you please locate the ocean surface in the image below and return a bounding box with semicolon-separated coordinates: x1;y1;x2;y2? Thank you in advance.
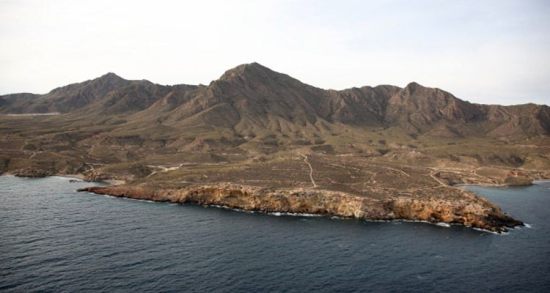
1;176;549;292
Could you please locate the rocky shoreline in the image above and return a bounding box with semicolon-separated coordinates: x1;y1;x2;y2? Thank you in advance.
3;166;530;233
77;183;523;233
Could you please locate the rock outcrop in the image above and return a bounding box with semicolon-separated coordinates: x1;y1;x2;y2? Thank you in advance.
13;168;55;178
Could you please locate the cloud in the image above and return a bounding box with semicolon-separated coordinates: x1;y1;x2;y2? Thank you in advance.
0;0;548;105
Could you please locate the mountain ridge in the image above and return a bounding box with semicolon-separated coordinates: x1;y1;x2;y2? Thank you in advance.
1;62;549;139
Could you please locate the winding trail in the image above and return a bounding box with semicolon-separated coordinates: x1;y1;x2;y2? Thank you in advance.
146;164;183;177
301;154;318;188
382;166;410;177
428;168;448;187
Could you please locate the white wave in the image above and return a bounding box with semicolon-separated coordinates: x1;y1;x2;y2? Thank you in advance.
51;175;83;181
524;223;532;228
473;227;508;235
208;204;254;214
116;196;156;203
365;219;392;223
397;219;431;224
268;211;322;218
436;222;451;228
285;212;321;217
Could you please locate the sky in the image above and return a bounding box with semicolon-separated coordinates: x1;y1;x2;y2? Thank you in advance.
0;0;549;105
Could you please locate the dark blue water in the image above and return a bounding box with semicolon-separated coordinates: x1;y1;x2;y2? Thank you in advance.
1;176;549;292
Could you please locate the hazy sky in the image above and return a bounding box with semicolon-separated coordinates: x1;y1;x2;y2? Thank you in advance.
1;0;549;105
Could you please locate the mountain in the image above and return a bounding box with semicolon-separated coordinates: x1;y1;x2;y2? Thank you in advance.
0;73;180;114
1;62;549;141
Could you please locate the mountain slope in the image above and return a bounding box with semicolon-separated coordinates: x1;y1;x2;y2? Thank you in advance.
0;73;178;115
1;63;548;140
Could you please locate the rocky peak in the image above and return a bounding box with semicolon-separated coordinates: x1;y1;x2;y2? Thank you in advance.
218;62;292;86
402;82;440;98
404;81;422;92
49;72;127;95
397;82;453;104
97;72;125;83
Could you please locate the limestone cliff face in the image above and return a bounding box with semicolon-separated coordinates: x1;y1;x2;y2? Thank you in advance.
388;195;520;231
78;184;522;232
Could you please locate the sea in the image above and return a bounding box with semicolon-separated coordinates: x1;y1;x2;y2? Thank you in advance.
1;175;549;292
